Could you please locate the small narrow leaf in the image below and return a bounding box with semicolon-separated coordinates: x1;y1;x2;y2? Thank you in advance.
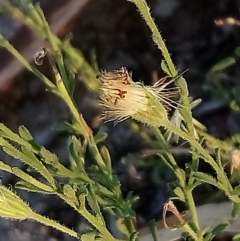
129;231;138;241
20;146;55;186
19;126;39;150
173;187;185;201
40;147;59;166
63;184;78;205
188;181;202;191
94;131;108;144
188;221;199;233
52;122;75;132
0;137;55;187
86;184;103;222
161;60;171;75
0;124;33;150
0;160;12;173
16;180;54;194
68;136;86;172
204;232;213;241
116;218;130;236
67;71;76;98
211;57;235;72
210;222;229;238
148;219;159;241
12;167;54;193
18;125;33;142
80;234;96;241
233;233;240;241
193;172;219;188
100;146;112;172
231;202;240;219
232;185;240;196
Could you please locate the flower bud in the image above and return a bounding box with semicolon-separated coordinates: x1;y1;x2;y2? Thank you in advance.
0;185;32;220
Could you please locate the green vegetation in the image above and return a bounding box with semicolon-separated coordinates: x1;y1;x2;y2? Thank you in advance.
0;0;239;240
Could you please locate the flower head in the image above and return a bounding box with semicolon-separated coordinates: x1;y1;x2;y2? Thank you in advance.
98;67;179;126
230;149;240;174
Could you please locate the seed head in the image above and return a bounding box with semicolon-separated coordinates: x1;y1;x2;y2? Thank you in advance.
98;67;179;126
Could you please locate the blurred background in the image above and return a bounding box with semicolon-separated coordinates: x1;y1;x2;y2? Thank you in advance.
0;0;240;240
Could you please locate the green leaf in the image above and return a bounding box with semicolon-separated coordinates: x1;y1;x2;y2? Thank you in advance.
0;123;33;151
67;71;76;98
86;184;103;221
68;136;86;173
215;149;222;166
188;181;202;191
12;167;54;193
18;125;33;142
129;231;138;241
211;57;235;72
18;126;39;150
233;233;240;241
204;232;213;241
116;218;130;236
179;168;186;183
0;137;55;187
100;146;111;172
52;122;76;133
173;187;185;202
212;222;229;235
235;47;240;57
40;147;59;166
188;221;199;233
78;194;86;210
63;184;78;205
193;172;219;188
161;60;171;75
0;160;53;193
80;233;96;241
0;160;12;173
148;219;159;241
231;202;240;219
21;146;55;186
94;131;108;144
16;180;54;194
232;185;240;196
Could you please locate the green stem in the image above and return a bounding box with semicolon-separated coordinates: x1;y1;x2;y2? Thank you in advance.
30;212;80;239
185;188;200;230
128;0;176;77
165;121;222;177
57;193;120;241
181;223;203;241
0;35;55;90
152;127;186;184
56;79;106;168
80;208;120;241
198;129;233;152
129;0;195;137
163;120;236;228
153;126;200;229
